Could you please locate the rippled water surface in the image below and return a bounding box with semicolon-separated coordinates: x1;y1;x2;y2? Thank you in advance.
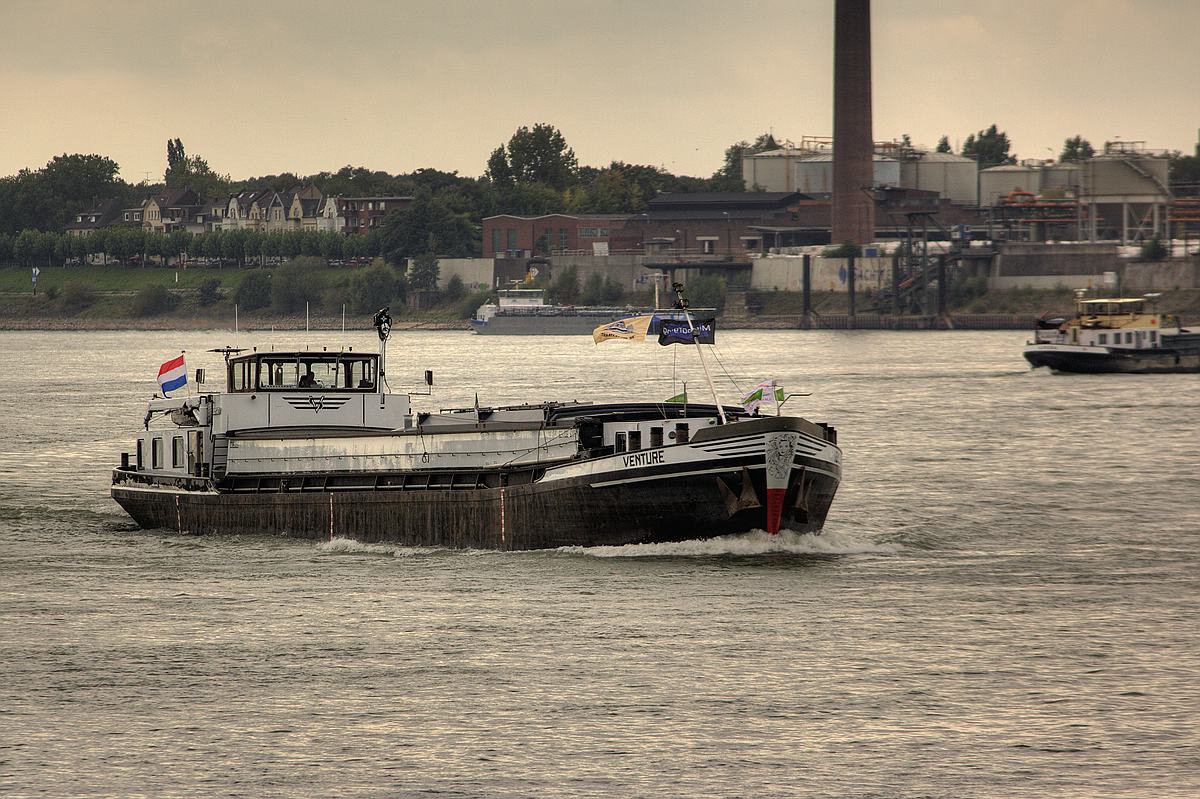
2;329;1198;798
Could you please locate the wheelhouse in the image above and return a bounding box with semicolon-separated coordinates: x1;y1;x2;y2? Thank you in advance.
226;351;380;393
1077;298;1145;319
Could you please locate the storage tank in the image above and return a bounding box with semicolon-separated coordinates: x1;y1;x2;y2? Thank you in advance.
794;154;898;194
1081;154;1169;198
980;164;1041;206
1040;163;1080;193
899;152;979;205
741;149;799;192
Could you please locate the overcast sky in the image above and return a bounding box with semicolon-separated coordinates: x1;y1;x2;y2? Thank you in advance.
2;0;1197;183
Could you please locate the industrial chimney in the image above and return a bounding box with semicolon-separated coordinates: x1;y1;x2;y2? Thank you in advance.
832;0;874;246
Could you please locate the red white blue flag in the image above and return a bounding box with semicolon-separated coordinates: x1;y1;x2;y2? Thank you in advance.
157;354;187;395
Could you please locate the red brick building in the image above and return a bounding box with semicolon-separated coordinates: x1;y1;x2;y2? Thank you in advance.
336;196;414;234
482;213;632;257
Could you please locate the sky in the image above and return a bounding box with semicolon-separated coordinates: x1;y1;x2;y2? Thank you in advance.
2;0;1198;183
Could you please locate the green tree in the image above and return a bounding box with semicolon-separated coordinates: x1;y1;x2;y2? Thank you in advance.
197;277;223;306
36;231;58;266
1059;135;1095;162
166;138;187;177
407;251;440;291
144;232;166;264
936;135;952;153
131;285;179;316
580;272;606;305
164;137;231;200
262;231;284;262
961;124;1016;168
712;133;779;191
351;262;404;312
243;230;266;265
222;229;248;266
502;181;565;216
70;233;88;265
12;229;37;266
87;229;108;265
271;256;327;312
318;231;343;261
497;124;578;190
444;273;466;302
54;233;72;265
234;271;272;310
39;153;126;231
685;275;727;312
379;189;475;262
203;230;224;261
485;146;514;188
601;275;624;304
1168;150;1200;188
547;265;580;304
281;231;303;260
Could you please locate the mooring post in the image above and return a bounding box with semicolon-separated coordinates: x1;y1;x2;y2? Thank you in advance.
937;254;948;326
801;254;812;330
847;254;856;328
891;250;901;322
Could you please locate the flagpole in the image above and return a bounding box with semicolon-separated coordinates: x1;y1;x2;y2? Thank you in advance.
673;282;725;425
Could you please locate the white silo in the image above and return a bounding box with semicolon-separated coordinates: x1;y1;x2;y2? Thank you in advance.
899;152;979;205
980;164;1041;206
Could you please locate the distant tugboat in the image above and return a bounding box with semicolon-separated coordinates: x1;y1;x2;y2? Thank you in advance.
1024;292;1200;373
112;296;842;549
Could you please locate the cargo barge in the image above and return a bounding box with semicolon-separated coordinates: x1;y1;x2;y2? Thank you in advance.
1024;293;1200;373
112;310;842;549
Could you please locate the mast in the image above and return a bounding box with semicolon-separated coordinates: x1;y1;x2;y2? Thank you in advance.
672;282;726;425
372;307;392;391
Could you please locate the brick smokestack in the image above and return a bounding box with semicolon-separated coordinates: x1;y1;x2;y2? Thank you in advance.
832;0;874;246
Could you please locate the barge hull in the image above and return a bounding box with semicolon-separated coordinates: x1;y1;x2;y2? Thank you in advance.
111;464;838;550
1024;349;1200;374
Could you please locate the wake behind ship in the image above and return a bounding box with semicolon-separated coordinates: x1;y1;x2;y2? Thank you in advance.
112;309;842;549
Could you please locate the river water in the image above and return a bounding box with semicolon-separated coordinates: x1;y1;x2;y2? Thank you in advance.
1;329;1197;798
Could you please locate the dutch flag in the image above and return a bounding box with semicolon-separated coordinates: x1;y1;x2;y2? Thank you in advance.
157;354;187;395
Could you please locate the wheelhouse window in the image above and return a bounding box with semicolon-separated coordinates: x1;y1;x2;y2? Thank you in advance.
1150;331;1157;343
172;436;184;468
1098;333;1107;345
136;439;143;470
152;438;163;470
227;355;378;392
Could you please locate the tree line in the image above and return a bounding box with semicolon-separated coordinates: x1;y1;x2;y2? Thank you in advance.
4;125;1198;254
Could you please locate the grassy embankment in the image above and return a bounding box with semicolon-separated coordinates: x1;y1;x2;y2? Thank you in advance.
4;263;1199;329
0;263;476;330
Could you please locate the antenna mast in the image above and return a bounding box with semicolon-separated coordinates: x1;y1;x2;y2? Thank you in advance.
672;283;725;425
372;307;392;391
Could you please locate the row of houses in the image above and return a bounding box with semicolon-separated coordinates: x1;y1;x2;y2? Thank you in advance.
65;187;413;238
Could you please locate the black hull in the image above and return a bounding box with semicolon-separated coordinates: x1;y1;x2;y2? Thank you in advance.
111;464;838;550
1024;349;1200;374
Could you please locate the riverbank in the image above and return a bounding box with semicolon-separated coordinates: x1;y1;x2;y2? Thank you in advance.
3;284;1198;331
